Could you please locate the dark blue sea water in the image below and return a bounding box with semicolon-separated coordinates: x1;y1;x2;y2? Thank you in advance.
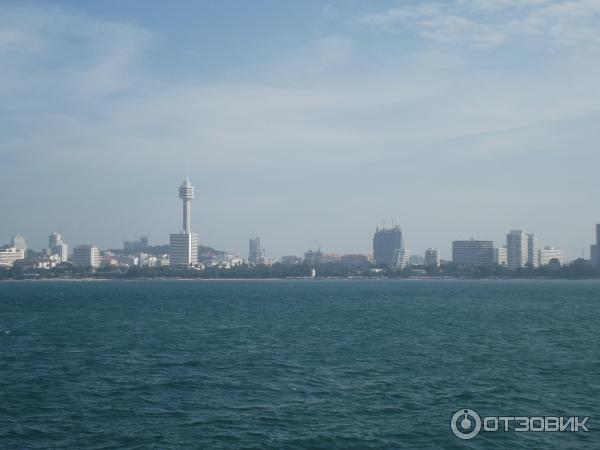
1;280;599;449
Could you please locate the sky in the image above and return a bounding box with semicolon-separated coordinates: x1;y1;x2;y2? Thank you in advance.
1;0;600;260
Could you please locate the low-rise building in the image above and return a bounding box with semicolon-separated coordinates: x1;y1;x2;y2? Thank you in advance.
409;255;424;266
340;254;369;267
320;253;341;264
14;256;60;270
261;257;278;266
280;255;301;266
0;247;25;267
539;246;567;266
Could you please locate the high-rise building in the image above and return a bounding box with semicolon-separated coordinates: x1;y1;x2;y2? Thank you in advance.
304;249;322;266
169;233;198;266
11;234;27;255
424;248;440;267
493;247;508;266
124;236;149;252
170;178;199;266
373;226;404;267
392;248;410;270
249;237;261;262
452;240;494;266
507;230;529;270
527;234;539;268
0;247;25;266
539;246;566;266
49;232;68;262
49;233;61;249
71;244;100;268
591;224;600;268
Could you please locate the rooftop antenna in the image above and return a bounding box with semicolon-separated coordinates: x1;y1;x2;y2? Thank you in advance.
382;219;386;230
391;218;395;228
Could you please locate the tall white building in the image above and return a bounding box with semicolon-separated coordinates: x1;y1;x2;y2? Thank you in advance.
424;248;440;267
49;233;61;249
493;247;508;266
71;244;100;268
170;177;199;266
392;248;410;270
591;224;600;268
527;234;539;268
11;234;27;255
507;230;529;270
49;232;68;262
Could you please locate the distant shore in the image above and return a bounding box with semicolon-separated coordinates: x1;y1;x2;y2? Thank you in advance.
2;276;600;282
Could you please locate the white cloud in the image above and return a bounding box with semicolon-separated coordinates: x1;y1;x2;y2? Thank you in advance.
1;2;600;256
459;0;553;11
357;0;600;50
0;4;152;99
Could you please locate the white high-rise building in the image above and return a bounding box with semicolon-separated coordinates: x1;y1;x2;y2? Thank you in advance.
392;248;410;270
424;248;440;267
49;232;68;262
169;233;198;266
539;246;566;266
591;224;600;268
493;246;508;266
11;234;27;255
49;233;61;249
527;234;539;268
71;244;100;268
170;177;199;266
507;230;529;270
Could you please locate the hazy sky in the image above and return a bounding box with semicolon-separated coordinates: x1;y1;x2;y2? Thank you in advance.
1;0;599;259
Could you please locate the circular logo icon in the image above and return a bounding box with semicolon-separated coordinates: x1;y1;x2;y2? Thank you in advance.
451;408;481;440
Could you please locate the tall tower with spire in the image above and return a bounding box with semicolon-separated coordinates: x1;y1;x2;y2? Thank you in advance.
170;177;198;266
179;177;194;233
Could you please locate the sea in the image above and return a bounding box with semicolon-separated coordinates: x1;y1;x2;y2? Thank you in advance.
1;279;599;449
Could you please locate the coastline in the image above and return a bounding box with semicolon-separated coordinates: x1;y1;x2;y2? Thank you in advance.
2;277;600;282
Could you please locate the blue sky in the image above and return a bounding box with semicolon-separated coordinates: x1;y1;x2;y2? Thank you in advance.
1;0;600;259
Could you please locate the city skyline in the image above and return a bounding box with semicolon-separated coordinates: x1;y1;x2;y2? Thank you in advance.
1;1;600;259
0;200;593;265
0;179;593;270
0;177;598;260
